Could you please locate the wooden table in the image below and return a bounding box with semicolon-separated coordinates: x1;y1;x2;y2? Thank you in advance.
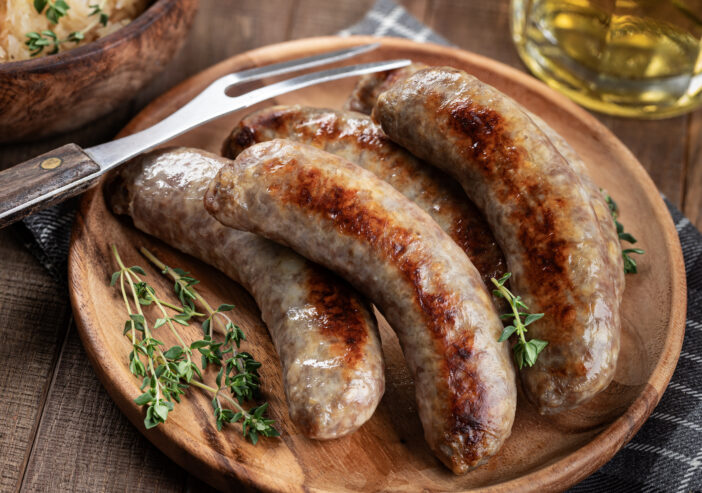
1;1;699;490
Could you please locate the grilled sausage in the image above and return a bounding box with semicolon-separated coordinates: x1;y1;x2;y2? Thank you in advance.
373;67;622;414
223;105;506;287
205;139;516;474
344;63;427;114
347;65;624;305
107;147;384;440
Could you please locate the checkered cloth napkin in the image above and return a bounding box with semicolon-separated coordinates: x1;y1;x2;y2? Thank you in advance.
15;0;702;490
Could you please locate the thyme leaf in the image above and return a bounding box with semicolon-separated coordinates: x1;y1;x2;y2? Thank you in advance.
603;191;644;274
89;4;109;26
110;245;277;442
123;246;278;442
491;273;547;369
27;0;110;56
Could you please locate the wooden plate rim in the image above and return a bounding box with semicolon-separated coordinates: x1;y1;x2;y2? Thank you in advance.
68;35;687;492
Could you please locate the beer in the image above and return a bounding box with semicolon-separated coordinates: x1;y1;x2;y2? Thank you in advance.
511;0;702;118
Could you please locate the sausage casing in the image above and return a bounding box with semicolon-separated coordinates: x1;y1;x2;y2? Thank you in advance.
344;62;427;115
374;67;621;414
205;139;516;474
108;147;384;439
223;105;506;287
527;113;625;304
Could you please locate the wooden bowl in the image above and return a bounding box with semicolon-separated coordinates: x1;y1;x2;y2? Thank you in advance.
69;36;687;491
0;0;199;143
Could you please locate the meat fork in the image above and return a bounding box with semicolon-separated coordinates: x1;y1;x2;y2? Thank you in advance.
0;43;410;228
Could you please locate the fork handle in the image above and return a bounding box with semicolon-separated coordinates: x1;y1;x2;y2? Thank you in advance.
0;143;101;228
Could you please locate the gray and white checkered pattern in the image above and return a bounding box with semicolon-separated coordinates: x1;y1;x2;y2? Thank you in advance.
338;0;448;44
16;0;702;489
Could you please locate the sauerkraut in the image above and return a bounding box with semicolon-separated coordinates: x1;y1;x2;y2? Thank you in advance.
0;0;150;62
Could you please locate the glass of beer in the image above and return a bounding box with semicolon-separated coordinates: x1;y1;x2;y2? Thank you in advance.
511;0;702;118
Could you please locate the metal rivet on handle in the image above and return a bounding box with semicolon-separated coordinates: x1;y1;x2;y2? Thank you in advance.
40;157;62;170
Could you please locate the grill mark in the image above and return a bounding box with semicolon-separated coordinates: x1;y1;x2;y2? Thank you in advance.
224;108;289;158
347;71;393;114
446;335;488;453
231;126;256;156
349;64;427;114
270;160;488;451
254;107;289;132
449;214;507;284
271;109;389;151
303;266;370;368
445;99;576;334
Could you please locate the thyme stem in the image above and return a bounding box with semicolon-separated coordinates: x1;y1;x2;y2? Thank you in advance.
110;244;277;441
491;272;547;369
141;247;229;338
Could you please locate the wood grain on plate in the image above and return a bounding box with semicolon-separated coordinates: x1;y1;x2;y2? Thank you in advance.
68;36;686;492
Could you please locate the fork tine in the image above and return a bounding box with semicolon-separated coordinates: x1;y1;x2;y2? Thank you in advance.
88;58;411;171
220;43;381;87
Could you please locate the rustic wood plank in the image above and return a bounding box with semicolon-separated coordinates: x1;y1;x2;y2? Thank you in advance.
0;228;72;492
129;0;299;114
683;110;702;229
184;475;220;493
20;324;188;493
426;0;521;68
0;105;133;172
395;0;430;19
287;0;375;38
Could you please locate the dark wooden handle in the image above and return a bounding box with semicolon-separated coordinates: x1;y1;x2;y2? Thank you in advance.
0;143;101;228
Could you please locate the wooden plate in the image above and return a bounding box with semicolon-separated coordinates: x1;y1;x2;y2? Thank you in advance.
68;36;687;492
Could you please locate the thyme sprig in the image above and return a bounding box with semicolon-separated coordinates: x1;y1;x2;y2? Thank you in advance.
110;245;278;442
603;191;644;274
25;0;109;56
112;245;196;428
89;3;109;26
25;30;60;56
491;273;548;369
140;247;262;407
34;0;70;24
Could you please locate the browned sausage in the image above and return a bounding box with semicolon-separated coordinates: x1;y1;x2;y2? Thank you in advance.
374;67;621;414
108;147;384;439
205;139;516;474
346;64;624;306
344;63;427;114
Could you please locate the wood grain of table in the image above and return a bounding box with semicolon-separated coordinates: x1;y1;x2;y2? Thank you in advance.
0;1;699;491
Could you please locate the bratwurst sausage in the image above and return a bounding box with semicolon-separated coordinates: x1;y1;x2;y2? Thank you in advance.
347;64;624;304
344;62;427;115
374;67;621;414
108;147;384;439
223;105;506;287
345;63;427;114
205;139;516;474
